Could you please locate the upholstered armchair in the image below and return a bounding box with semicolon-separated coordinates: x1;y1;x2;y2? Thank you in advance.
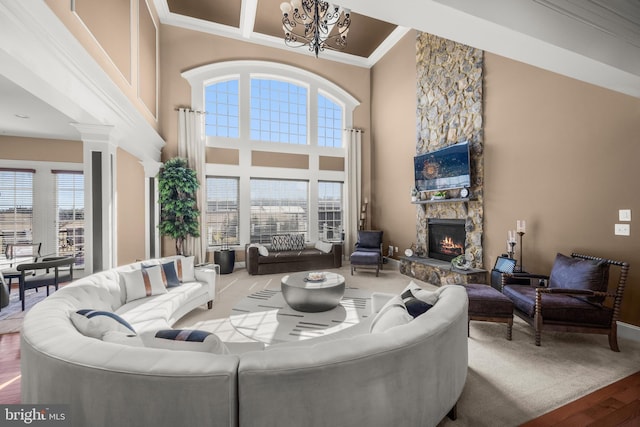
501;253;629;351
350;230;383;276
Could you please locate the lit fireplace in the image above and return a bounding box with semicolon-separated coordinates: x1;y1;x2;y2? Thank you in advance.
428;219;466;262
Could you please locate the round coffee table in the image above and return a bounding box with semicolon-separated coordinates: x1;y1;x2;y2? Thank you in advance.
281;272;345;312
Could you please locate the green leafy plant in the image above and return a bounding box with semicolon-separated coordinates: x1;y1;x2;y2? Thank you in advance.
157;157;200;255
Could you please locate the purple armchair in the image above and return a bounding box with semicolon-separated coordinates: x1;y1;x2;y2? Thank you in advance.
350;230;383;276
501;253;630;351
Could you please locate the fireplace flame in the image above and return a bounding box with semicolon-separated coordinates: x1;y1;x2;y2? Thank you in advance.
440;236;464;256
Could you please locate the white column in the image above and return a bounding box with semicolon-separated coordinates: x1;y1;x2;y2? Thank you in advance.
142;160;162;260
72;123;116;273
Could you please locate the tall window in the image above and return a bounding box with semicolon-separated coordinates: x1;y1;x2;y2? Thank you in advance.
318;94;343;148
54;171;85;266
205;177;239;247
318;181;343;241
204;79;239;138
0;168;34;254
250;179;308;244
250;79;308;144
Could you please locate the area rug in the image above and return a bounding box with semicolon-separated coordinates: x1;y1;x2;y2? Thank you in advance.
229;288;371;344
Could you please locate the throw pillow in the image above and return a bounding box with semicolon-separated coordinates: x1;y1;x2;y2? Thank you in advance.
370;295;412;333
548;253;610;302
175;256;196;283
70;309;136;339
142;260;181;288
290;234;306;251
314;241;333;254
400;288;433;318
121;265;168;303
271;235;291;251
401;281;440;306
258;245;269;256
142;329;229;354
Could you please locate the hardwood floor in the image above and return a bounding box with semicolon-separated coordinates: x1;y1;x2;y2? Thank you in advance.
1;330;639;425
0;333;21;404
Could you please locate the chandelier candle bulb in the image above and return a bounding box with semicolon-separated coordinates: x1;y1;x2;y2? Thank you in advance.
516;220;526;234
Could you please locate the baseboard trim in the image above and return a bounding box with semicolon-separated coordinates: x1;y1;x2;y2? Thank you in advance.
618;321;640;342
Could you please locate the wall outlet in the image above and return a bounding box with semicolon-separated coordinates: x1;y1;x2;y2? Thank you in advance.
614;223;630;236
619;209;631;221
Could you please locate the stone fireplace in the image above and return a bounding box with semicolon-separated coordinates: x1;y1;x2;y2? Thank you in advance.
428;219;466;261
399;33;486;286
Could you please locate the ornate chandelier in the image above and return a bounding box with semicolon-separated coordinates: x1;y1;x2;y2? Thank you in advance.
280;1;351;58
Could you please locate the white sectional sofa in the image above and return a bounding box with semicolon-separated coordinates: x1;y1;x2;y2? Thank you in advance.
21;258;469;427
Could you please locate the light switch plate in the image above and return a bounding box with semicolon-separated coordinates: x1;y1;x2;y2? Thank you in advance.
615;224;630;236
619;209;631;221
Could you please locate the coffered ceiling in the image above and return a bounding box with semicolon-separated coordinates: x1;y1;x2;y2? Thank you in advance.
157;0;405;66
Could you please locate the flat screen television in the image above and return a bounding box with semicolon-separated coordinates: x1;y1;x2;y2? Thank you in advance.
414;141;471;191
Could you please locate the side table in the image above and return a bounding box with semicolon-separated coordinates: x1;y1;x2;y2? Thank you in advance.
214;249;235;274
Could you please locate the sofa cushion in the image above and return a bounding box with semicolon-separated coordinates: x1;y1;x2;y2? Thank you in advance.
144;329;229;354
503;285;613;326
314;241;333;254
70;309;136;339
370;295;412;333
102;330;145;347
549;253;609;296
117;282;204;330
259;249;325;264
143;260;181;288
121;265;168;303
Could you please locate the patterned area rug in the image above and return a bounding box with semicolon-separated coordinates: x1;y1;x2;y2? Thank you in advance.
229;288;372;345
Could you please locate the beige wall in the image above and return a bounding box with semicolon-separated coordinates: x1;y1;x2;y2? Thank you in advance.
483;53;640;326
158;24;372;188
370;31;417;257
45;0;159;127
0;136;83;162
116;148;146;265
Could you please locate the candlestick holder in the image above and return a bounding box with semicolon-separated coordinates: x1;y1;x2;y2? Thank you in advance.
507;241;516;259
516;231;525;272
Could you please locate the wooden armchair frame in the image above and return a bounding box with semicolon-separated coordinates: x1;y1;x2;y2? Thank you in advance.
502;253;630;351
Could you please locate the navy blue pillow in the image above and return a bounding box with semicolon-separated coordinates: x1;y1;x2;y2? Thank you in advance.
400;289;433;318
155;329;212;342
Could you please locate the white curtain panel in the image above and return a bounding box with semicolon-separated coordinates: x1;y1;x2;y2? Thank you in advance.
177;108;206;264
344;128;362;253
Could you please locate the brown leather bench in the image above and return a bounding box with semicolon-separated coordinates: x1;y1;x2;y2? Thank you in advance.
463;283;514;340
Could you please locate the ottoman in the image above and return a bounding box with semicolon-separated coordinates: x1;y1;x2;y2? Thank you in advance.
350;251;381;276
464;283;514;340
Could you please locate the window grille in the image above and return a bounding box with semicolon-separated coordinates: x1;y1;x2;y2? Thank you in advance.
250;78;308;144
205;177;239;247
0;168;34;256
205;79;239;138
318;181;343;241
250;179;308;244
318;93;343;148
54;170;85;267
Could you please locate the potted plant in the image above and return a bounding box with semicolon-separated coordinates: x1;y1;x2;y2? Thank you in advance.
431;191;447;200
157;157;200;255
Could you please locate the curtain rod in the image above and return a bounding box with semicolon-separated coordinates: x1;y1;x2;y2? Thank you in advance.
174;107;206;114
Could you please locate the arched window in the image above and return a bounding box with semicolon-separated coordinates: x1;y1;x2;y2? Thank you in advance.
183;61;359;247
